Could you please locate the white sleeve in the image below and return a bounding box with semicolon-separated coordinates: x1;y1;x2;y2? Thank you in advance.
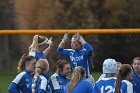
127;82;133;93
50;73;61;90
40;75;48;91
12;72;26;84
122;80;133;93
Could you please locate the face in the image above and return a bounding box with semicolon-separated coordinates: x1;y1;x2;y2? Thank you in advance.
132;59;140;73
27;59;36;72
71;38;82;50
61;64;71;76
117;63;122;71
38;44;48;51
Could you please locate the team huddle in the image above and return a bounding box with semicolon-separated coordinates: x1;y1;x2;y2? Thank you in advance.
8;33;140;93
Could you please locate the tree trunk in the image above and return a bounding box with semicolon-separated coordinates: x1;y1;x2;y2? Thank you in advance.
0;35;12;72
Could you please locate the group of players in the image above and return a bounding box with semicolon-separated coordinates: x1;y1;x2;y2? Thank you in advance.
8;33;140;93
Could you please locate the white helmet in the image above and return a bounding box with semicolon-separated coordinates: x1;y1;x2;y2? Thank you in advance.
103;58;117;73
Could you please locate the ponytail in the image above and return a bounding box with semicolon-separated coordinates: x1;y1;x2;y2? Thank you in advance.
29;35;39;52
67;66;85;93
32;67;41;93
115;64;132;93
115;71;122;93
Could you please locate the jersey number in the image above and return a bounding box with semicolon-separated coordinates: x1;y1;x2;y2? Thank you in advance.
100;86;113;93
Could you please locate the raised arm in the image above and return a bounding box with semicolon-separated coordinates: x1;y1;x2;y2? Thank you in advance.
78;34;93;54
57;32;70;57
44;37;53;56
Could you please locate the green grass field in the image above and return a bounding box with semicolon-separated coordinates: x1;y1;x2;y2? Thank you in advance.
0;72;101;93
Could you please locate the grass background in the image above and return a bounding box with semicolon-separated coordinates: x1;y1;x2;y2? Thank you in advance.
0;72;101;93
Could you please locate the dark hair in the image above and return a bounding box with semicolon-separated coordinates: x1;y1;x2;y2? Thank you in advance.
57;60;70;73
38;35;46;44
17;54;35;73
115;64;132;93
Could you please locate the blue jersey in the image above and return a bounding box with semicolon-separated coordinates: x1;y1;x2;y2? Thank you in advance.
132;70;140;93
8;70;32;93
49;73;70;93
29;51;46;61
93;77;116;93
64;80;93;93
32;75;50;93
98;74;106;80
119;80;133;93
57;43;93;77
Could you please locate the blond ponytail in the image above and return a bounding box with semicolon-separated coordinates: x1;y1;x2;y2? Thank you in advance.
29;35;39;52
67;66;86;93
32;67;41;93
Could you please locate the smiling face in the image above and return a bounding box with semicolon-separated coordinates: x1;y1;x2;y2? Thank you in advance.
132;59;140;74
71;38;82;50
61;64;71;77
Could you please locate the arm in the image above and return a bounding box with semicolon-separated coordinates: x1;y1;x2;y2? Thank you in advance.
80;36;93;56
57;47;70;58
44;37;53;56
8;82;20;93
8;72;25;93
57;33;70;57
77;33;93;54
58;32;69;49
127;82;133;93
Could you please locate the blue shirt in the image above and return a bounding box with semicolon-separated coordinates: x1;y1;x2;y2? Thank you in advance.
93;77;116;93
132;70;140;93
49;73;70;93
32;74;50;93
57;43;93;77
119;79;133;93
29;51;46;61
64;80;93;93
8;70;32;93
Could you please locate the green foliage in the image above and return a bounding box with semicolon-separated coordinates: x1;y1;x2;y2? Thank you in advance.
0;72;16;93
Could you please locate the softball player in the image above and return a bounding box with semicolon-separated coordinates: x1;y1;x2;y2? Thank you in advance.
57;33;94;84
8;54;36;93
93;58;117;93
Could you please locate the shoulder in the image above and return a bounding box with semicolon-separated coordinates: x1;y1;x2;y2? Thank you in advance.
96;77;116;84
79;80;92;86
39;75;48;90
12;71;26;84
50;73;59;79
39;75;47;84
122;80;133;86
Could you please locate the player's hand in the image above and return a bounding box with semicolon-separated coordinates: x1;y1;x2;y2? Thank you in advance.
74;32;81;41
62;32;69;43
47;37;53;46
